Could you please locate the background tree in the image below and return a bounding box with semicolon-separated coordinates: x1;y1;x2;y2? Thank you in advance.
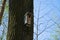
0;0;6;25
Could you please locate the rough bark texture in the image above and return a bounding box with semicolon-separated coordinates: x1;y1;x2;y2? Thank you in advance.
7;0;33;40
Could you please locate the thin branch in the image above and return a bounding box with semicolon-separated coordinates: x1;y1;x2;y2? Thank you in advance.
38;23;55;35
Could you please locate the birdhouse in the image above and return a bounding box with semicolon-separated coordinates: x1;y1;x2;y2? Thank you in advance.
24;12;32;27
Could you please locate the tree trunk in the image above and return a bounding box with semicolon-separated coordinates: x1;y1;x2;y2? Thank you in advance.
7;0;33;40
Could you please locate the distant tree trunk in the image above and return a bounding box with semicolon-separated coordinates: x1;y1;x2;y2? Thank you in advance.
7;0;33;40
0;0;6;24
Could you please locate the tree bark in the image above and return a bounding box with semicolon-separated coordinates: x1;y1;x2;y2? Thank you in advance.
7;0;33;40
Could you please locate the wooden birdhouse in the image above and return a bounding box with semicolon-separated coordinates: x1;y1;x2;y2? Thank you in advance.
24;11;32;27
